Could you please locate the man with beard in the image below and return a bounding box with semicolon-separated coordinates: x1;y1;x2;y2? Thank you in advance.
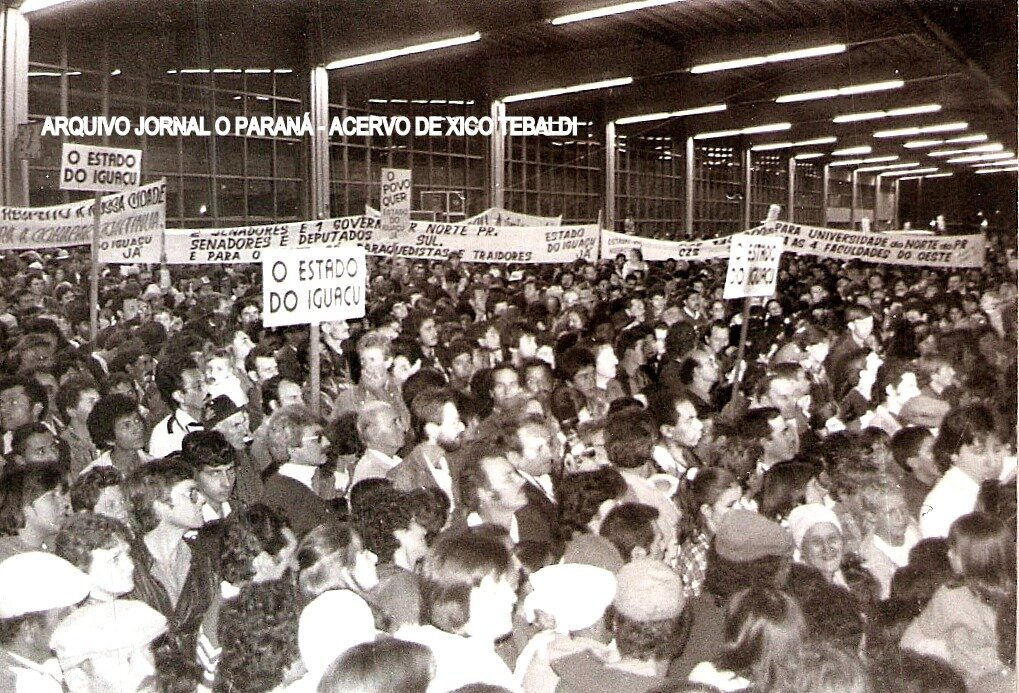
388;388;465;507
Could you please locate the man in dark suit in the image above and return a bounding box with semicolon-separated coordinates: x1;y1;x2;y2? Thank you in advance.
258;405;333;538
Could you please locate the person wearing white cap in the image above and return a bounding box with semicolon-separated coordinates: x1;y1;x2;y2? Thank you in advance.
0;552;91;692
514;563;617;693
787;502;848;587
50;600;166;693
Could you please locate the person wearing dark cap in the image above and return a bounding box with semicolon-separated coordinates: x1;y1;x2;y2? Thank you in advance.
196;399;262;508
553;558;687;692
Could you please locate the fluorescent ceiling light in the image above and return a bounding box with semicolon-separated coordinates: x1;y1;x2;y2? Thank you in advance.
945;134;988;144
505;76;633;103
749;136;836;152
776;79;903;103
327;32;481;70
971;159;1019;167
692;43;844;74
615;103;725;125
19;0;76;12
794;152;825;160
929;143;1004;157
975;167;1018;174
874;121;968;138
856;162;920;173
833;103;941;123
899;172;953;181
880;167;939;177
551;0;684;25
947;152;1015;164
829;155;899;167
903;139;944;149
694;122;790;140
832;146;872;156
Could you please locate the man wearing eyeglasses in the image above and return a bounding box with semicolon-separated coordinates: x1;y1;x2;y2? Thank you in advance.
258;405;334;538
123;459;216;659
148;356;208;459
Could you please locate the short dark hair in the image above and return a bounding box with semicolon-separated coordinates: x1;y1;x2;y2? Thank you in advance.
350;485;414;565
155;354;200;408
419;529;512;634
124;459;194;533
55;375;98;421
604;409;656;469
69;466;125;513
182;430;237;472
556;467;628;540
54;512;132;573
87;393;140;449
599;502;658;559
220;504;290;586
10;421;53;458
0;375;48;421
0;464;65;535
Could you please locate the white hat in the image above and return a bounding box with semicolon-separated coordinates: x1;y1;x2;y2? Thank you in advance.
299;590;377;674
787;503;842;550
0;552;90;618
50;600;167;666
523;563;616;634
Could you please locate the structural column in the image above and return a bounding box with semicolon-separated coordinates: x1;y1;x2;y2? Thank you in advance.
892;178;900;229
0;8;29;206
684;137;694;237
604;120;615;231
787;156;796;223
489;100;506;209
308;64;330;417
821;164;830;226
742;148;752;230
850;170;859;229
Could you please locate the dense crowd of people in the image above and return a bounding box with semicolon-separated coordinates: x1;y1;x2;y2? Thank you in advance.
0;237;1014;692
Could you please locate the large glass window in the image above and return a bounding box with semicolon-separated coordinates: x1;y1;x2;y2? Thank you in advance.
615;134;685;238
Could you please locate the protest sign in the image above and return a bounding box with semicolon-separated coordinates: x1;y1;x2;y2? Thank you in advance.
604;222;984;269
380;168;411;240
723;233;784;300
0;179;165;259
261;245;366;328
465;207;562;227
164;217;599;264
60;143;142;192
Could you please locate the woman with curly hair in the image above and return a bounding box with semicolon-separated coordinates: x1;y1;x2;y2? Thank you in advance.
214;579;303;693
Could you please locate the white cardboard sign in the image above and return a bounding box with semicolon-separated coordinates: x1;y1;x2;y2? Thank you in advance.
723;233;784;299
60;143;142;192
262;246;367;328
380;168;411;238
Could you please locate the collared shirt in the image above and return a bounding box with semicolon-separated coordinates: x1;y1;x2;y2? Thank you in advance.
278;463;317;491
920;466;981;538
148;409;202;458
395;624;521;693
79;448;153;477
202;500;233;524
517;470;555;504
417;445;454;502
1;651;63;693
351;449;402;486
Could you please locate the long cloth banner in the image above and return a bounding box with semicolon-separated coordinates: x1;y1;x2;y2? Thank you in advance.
602;221;985;268
0;180;166;264
464;207;562;227
163;216;599;265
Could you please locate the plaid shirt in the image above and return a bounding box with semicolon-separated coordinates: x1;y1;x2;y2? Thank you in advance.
676;531;711;599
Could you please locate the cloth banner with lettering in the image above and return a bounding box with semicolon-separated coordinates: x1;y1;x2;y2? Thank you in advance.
602;222;985;268
162;216;598;265
0;180;166;263
464;207;562;227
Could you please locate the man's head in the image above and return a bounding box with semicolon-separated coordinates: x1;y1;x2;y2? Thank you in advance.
503;415;555;478
56;377;101;426
680;348;719;391
872;361;921;414
351;485;428;571
356;331;393;386
55;513;136;602
757;366;807;420
520;358;554;398
845;306;874;343
11;422;61;467
70;467;130;523
411;389;465;450
741;407;798;467
650;390;704;449
0;464;70;539
125;459;207;534
87;393;146;452
418;529;517;641
458;446;528;521
268;405;330;468
609;558;686;662
51;600;166;693
490;363;523;411
245;344;279;384
0;376;47;432
154;355;207;415
356;401;407;457
181;430;238;508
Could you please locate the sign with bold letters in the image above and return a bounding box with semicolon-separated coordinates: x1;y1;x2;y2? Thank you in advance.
262;246;366;328
723;233;784;299
60;143;142;192
380;168;411;239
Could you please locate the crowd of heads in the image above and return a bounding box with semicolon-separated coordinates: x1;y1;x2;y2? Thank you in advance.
0;238;1012;692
